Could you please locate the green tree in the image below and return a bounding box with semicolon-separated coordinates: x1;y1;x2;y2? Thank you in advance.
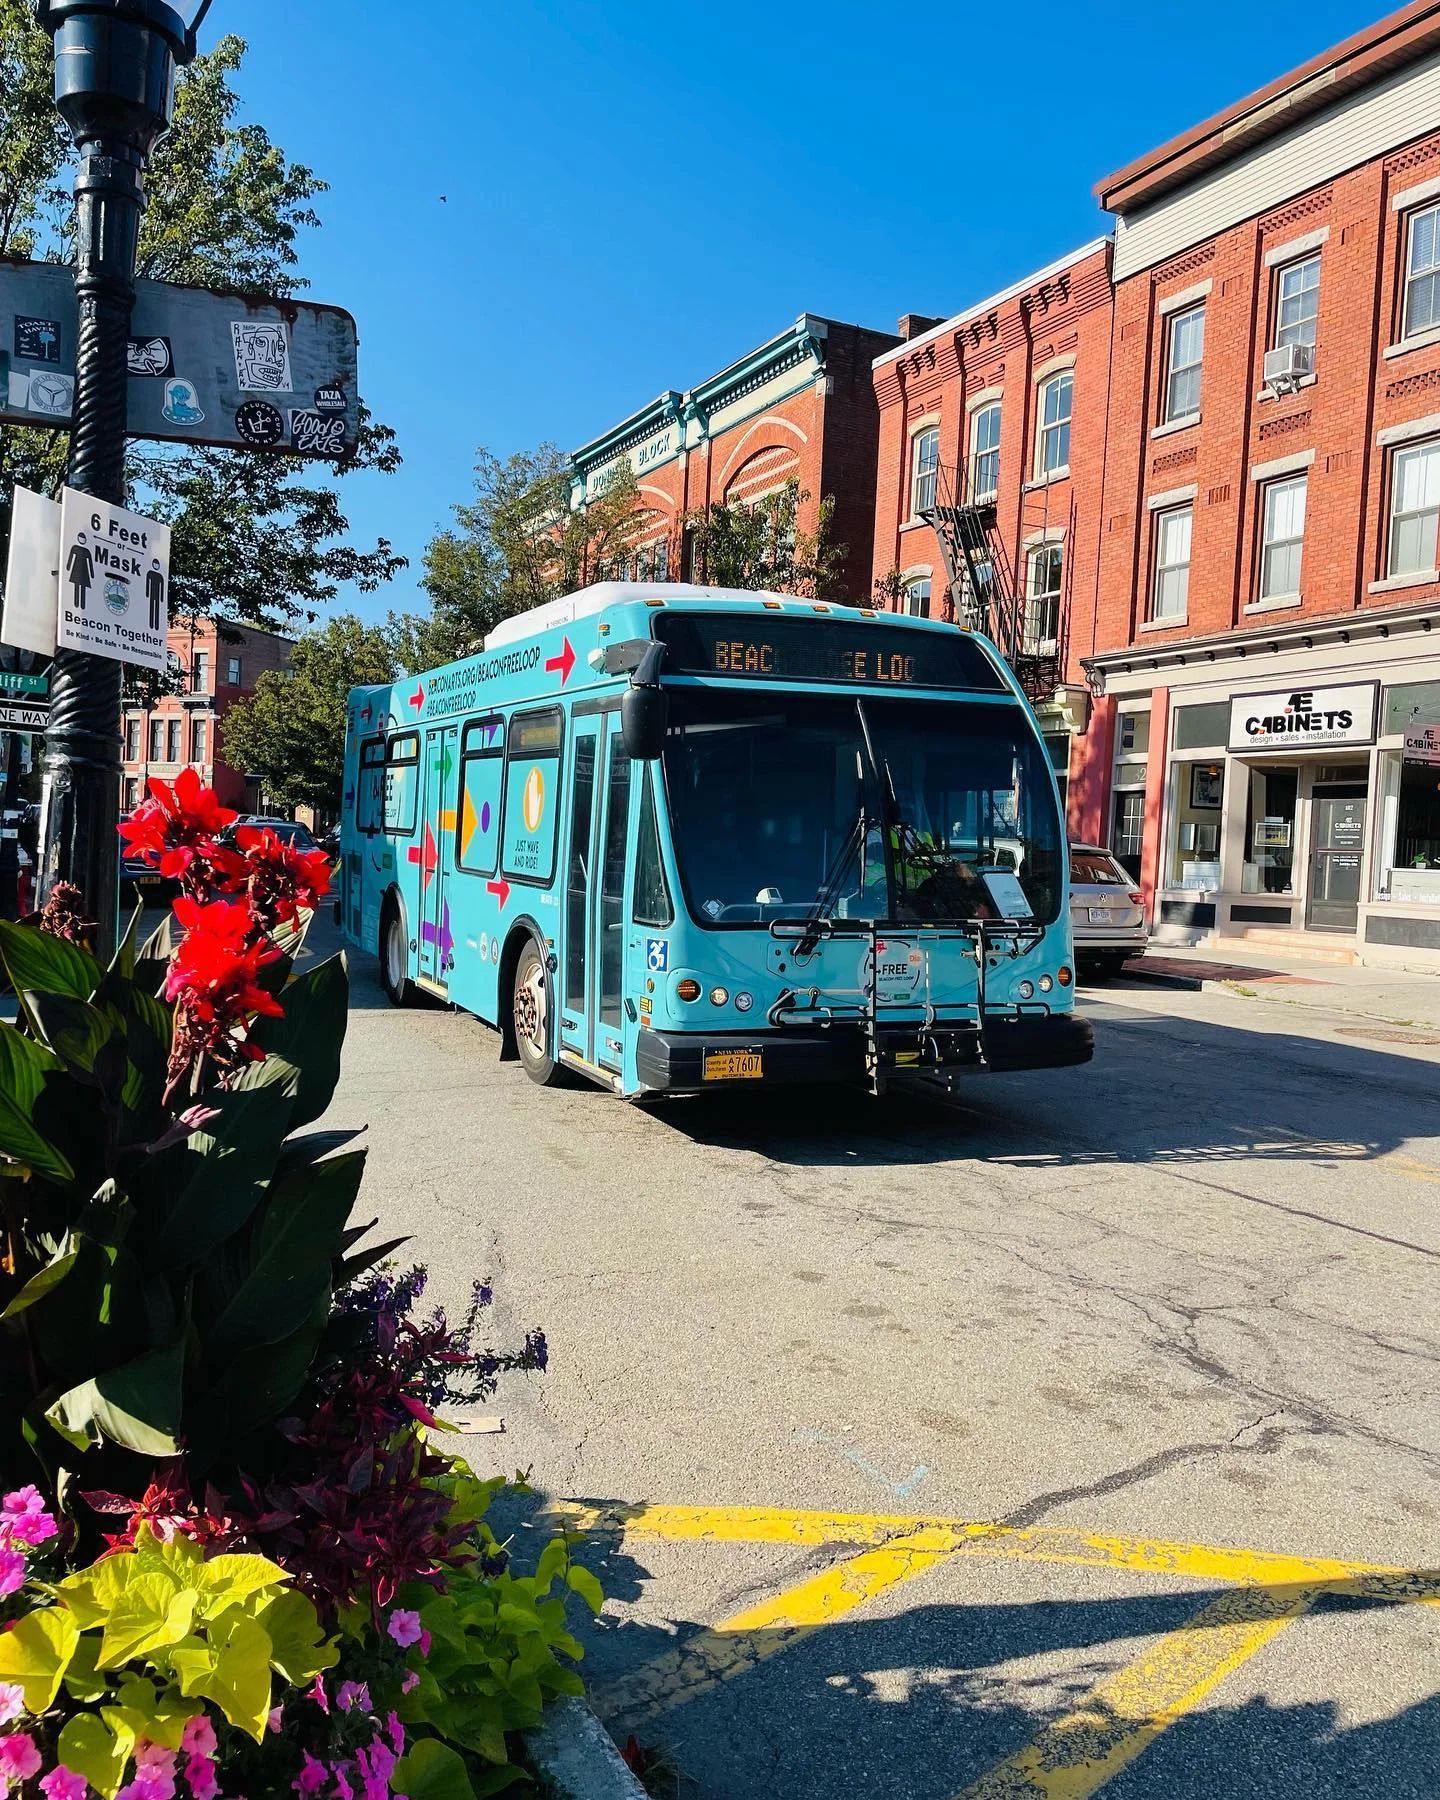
0;11;402;633
685;480;847;600
218;616;397;817
416;443;644;659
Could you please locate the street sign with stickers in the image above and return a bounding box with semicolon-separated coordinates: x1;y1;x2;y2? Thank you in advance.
56;487;171;674
0;257;359;459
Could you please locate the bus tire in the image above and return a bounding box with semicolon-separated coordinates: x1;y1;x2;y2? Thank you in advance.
512;935;563;1087
380;897;415;1008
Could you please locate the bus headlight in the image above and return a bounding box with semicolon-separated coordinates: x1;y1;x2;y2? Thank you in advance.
1017;979;1035;1000
709;986;729;1006
734;991;754;1012
1038;974;1054;993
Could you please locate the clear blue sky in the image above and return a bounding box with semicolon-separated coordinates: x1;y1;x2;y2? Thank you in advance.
223;0;1382;625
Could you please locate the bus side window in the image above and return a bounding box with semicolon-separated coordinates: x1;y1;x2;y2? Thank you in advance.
502;708;563;885
457;714;505;876
358;738;385;834
384;732;419;834
633;766;673;927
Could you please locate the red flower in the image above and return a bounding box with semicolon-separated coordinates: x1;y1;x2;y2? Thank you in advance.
215;826;332;928
162;898;284;1095
119;768;238;886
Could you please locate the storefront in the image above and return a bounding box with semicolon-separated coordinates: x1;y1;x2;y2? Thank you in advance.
1086;603;1440;968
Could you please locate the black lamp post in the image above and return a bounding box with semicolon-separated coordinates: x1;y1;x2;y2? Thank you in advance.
30;0;209;955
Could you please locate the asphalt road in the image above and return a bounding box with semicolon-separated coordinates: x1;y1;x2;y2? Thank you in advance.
313;916;1440;1799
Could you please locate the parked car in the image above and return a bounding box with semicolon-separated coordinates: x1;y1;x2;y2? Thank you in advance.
217;816;319;852
1068;844;1148;978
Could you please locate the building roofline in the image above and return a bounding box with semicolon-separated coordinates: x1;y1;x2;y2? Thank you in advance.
872;238;1113;371
1096;1;1440;214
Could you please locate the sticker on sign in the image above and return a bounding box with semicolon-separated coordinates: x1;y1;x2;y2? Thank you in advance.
56;487;170;674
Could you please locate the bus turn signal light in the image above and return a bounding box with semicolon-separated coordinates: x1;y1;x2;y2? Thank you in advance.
676;979;701;1002
1057;966;1073;987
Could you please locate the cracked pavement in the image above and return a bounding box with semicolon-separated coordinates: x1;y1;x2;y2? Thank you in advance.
319;918;1440;1797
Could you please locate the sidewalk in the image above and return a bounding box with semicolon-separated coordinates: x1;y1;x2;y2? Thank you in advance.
1115;942;1440;1033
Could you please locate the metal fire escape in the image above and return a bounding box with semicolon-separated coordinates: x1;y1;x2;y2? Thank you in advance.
921;461;1073;705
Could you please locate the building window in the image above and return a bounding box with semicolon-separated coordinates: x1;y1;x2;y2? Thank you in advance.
1118;711;1150;757
910;426;939;517
1150;504;1192;621
969;402;1001;500
1403;202;1440;341
166;718;182;763
191;651;209;693
1112;789;1145;871
149;718;164;761
124;777;139;811
1036;373;1072;476
191;716;208;762
1242;765;1297;895
1389;438;1440;577
901;576;931;618
1258;474;1307;601
653;536;669;581
1024;543;1062;651
1163;304;1204;422
1274;254;1320;353
124;716;140;762
226;655;242;685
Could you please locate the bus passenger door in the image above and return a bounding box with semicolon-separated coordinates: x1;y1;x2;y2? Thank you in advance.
592;720;633;1074
560;718;602;1066
418;725;458;991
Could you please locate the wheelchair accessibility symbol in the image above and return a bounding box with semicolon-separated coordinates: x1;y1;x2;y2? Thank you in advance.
645;939;669;973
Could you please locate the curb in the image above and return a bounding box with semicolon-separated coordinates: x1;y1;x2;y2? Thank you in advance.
525;1696;648;1800
1112;967;1203;992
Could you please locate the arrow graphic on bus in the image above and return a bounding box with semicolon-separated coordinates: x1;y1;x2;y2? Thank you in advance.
408;681;425;711
420;901;454;963
486;876;510;910
406;822;438;890
545;637;575;685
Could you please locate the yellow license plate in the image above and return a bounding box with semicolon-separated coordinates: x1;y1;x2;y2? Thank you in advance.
703;1049;763;1081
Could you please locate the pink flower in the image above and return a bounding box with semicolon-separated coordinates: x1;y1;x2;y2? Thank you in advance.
386;1608;422;1647
418;1629;431;1656
179;1717;216;1761
267;1706;284;1735
333;1770;354;1800
400;1671;419;1695
292;1753;328;1795
41;1769;88;1800
0;1734;42;1784
184;1755;219;1800
1;1486;57;1548
337;1681;371;1714
0;1548;25;1598
306;1675;329;1715
385;1712;404;1759
0;1686;22;1727
117;1780;170;1800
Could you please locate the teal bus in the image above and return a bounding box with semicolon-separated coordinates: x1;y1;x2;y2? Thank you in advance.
338;582;1093;1098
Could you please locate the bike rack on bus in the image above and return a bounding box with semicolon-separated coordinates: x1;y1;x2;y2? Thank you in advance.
766;914;1049;1093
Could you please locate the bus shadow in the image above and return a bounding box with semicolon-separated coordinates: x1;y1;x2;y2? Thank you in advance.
655;1007;1440;1188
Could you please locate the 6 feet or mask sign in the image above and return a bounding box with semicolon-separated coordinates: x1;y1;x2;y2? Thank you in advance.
56;488;171;675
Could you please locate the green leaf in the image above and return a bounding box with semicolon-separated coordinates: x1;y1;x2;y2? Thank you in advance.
144;1081;294;1270
61;1630;109;1702
276;1127;365;1173
187;1610;273;1741
565;1564;604;1616
0;1022;76;1180
196;1291;329;1458
0;917;101;1004
235;951;349;1131
206;1148;365;1356
533;1538;568;1590
191;1551;290;1611
98;1571;196;1668
1;1233;80;1317
46;1336;184;1455
58;1711;134;1799
25;989;117;1077
0;1604;82;1711
392;1738;479;1800
257;1587;339;1685
59;1548;136;1627
338;1232;410;1286
110;899;147;983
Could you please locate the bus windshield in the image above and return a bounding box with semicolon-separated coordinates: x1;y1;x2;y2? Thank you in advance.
661;690;1062;926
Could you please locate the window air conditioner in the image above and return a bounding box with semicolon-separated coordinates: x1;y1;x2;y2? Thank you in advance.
1262;342;1313;388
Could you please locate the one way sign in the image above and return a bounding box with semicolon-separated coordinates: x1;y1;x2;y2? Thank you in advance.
0;699;48;733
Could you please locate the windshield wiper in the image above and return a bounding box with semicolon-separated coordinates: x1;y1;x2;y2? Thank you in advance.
794;749;867;953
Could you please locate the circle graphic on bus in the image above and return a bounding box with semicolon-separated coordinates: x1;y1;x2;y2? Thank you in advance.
521;765;545;833
480;800;491;833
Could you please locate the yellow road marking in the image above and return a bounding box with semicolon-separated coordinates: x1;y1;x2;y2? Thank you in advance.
593;1530;952;1732
954;1582;1319;1800
1378;1150;1440;1186
545;1501;1440;1598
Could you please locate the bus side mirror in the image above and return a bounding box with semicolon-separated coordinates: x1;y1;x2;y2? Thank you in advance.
621;641;668;760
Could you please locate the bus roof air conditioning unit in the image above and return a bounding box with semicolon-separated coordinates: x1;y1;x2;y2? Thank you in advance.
1262;342;1312;394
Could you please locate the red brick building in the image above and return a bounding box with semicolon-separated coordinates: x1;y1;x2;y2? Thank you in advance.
121;617;292;814
569;314;900;603
1077;0;1440;966
870;240;1113;808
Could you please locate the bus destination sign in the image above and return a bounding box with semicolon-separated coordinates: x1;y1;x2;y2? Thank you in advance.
656;614;1004;692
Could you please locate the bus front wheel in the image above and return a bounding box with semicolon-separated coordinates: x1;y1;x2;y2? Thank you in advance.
380;901;415;1008
513;937;562;1086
